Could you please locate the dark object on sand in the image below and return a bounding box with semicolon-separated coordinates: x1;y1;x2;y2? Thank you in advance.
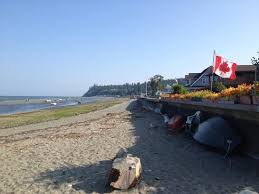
168;115;185;132
193;117;241;154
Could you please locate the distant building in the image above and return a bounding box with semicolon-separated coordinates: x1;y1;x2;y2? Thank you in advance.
178;73;200;86
185;73;200;85
176;78;185;85
159;84;173;95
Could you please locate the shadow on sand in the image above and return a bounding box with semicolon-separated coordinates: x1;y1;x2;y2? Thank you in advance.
36;100;259;193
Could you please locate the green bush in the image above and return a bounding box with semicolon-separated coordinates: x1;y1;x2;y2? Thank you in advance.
212;82;226;93
172;84;188;94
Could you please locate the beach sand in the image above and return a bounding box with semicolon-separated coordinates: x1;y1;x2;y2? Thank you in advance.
0;100;259;194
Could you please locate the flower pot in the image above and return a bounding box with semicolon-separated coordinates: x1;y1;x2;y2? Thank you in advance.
238;95;252;105
252;96;259;105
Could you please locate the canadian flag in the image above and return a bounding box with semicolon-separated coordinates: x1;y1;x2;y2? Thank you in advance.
213;55;237;80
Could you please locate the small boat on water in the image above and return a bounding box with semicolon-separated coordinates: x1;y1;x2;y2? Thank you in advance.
193;117;241;154
56;98;63;102
50;102;57;106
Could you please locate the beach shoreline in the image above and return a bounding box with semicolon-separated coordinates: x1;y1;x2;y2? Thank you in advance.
0;100;258;194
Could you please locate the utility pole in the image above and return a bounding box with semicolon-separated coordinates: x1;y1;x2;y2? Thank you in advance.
254;66;257;96
145;81;148;97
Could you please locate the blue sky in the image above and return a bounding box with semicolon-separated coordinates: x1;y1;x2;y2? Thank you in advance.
0;0;258;96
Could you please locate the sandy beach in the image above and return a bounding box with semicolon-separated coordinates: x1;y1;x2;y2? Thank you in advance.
0;100;259;194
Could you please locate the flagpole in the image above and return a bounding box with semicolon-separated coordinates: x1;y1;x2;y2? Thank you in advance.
254;66;257;96
145;81;148;97
210;50;216;91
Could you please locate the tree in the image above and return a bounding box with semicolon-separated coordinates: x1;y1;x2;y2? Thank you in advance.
212;82;226;93
172;84;188;94
251;51;259;80
150;75;164;96
251;52;259;95
251;51;259;66
136;82;141;94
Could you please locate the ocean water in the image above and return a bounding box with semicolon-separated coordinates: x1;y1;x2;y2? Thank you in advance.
0;96;114;115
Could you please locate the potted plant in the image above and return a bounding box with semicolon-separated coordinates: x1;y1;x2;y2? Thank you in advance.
236;84;253;105
239;95;252;105
218;84;253;105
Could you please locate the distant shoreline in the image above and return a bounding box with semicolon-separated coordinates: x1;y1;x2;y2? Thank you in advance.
0;96;115;105
0;96;117;115
0;98;128;129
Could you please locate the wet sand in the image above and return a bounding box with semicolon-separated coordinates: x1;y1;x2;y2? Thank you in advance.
0;100;259;194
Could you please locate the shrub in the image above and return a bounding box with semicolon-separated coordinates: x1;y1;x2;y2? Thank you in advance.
252;82;259;96
191;96;203;101
220;84;252;97
212;82;226;93
172;84;188;94
160;84;253;101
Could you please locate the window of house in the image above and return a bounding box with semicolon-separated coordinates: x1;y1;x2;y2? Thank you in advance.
201;78;205;84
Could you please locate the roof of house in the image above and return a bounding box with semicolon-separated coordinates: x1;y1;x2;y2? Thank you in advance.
189;67;211;86
236;65;256;72
202;65;256;75
190;65;256;87
185;73;199;79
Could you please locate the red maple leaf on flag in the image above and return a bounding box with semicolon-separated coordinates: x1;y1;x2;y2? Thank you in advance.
214;55;237;80
219;61;230;73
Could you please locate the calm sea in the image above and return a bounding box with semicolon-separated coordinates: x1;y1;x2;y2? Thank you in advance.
0;96;114;115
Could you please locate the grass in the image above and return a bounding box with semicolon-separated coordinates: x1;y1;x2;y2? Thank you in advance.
0;98;128;129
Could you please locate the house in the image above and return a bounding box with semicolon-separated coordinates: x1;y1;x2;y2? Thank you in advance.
187;65;256;90
188;67;213;89
176;73;200;86
221;65;256;86
183;73;200;86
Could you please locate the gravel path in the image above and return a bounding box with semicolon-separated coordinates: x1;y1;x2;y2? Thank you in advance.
0;100;259;194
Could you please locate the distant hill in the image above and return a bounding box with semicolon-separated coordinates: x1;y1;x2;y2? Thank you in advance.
83;79;177;97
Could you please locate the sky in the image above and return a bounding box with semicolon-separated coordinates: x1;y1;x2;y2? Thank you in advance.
0;0;259;96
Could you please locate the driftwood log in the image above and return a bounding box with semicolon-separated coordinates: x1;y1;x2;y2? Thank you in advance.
108;149;142;190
